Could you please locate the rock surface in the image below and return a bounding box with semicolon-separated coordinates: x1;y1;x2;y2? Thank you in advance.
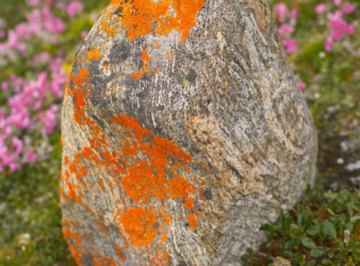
61;0;318;265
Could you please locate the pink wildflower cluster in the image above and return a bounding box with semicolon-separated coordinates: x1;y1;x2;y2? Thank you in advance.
274;3;298;54
0;0;84;172
273;3;306;90
316;0;356;51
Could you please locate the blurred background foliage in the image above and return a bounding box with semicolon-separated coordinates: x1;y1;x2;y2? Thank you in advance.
0;0;359;265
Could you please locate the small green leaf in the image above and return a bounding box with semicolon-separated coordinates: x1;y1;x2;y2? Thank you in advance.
301;237;316;249
310;247;327;257
290;223;301;235
260;224;274;233
321;258;332;265
350;215;360;223
307;225;320;236
326;208;335;216
346;202;354;217
323;220;337;240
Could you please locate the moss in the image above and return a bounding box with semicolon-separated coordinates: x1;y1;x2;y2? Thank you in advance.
0;133;76;266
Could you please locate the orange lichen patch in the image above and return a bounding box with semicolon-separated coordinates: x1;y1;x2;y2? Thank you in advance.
93;255;117;266
119;208;159;247
108;0;205;79
116;245;127;262
168;177;196;199
74;69;90;88
113;116;197;207
86;47;102;61
166;50;173;60
150;249;169;265
132;49;152;80
153;40;160;49
77;167;87;178
132;72;142;80
64;79;71;96
142;49;150;63
111;0;206;42
122;161;168;202
187;214;198;230
112;115;151;140
68;68;91;125
62;223;88;265
101;21;119;36
80;147;100;164
152;136;192;165
62;100;205;264
160;232;168;244
160;208;172;226
184;197;195;210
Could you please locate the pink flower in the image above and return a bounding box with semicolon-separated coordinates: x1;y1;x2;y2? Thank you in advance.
12;137;23;157
42;7;66;33
42;105;59;135
66;1;84;18
27;0;40;7
296;81;307;90
44;17;65;33
341;3;356;14
290;8;298;25
282;39;298;53
275;3;288;23
278;23;294;36
325;36;334;51
330;16;355;41
32;52;51;64
316;4;328;14
25;150;37;163
1;82;9;91
51;73;66;98
81;31;88;39
9;162;20;172
334;0;342;6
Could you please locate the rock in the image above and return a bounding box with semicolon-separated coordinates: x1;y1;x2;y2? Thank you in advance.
61;0;317;265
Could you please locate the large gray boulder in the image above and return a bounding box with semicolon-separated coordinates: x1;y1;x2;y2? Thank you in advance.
61;0;317;265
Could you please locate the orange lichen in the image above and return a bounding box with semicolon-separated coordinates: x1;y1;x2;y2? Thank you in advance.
111;0;206;42
64;156;69;165
108;0;205;79
62;223;87;265
93;255;117;266
68;69;90;125
101;21;118;36
150;249;169;265
131;72;142;80
86;48;102;61
119;208;159;247
168;177;196;199
122;161;167;202
62;56;205;262
132;49;152;80
184;197;195;210
116;245;127;262
188;214;198;230
112;114;152;140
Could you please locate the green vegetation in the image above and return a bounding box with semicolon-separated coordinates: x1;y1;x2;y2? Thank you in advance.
0;133;76;266
242;180;360;266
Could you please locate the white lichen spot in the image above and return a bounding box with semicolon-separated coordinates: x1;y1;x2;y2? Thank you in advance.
216;32;227;50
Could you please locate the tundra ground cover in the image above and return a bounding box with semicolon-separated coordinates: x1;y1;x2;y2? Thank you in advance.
0;0;359;265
